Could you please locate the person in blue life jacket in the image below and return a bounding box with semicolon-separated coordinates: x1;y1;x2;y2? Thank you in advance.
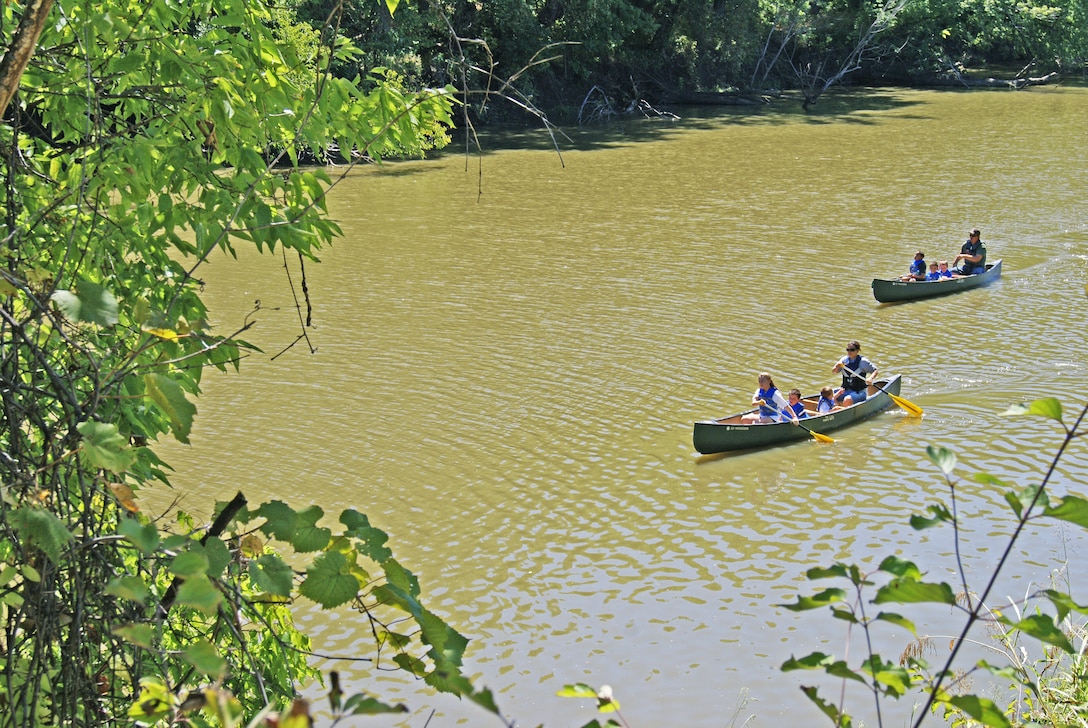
899;250;927;281
924;262;941;281
951;228;987;275
817;386;842;414
938;260;953;278
785;389;809;420
741;372;799;424
832;341;878;406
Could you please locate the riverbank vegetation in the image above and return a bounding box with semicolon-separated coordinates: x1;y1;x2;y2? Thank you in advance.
783;398;1088;727
0;0;505;725
291;0;1088;117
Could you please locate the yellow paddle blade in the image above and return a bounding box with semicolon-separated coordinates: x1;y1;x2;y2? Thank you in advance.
890;393;924;417
808;429;835;444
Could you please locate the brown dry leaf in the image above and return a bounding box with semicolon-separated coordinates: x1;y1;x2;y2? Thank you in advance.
108;482;140;513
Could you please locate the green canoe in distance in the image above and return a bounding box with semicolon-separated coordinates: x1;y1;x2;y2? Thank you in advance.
872;260;1002;303
692;375;903;454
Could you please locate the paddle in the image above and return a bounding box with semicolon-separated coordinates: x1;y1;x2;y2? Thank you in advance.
841;366;924;417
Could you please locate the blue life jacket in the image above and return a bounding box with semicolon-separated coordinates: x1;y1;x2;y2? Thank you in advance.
788;401;807;419
758;387;778;418
841;357;867;391
817;396;835;413
910;259;925;277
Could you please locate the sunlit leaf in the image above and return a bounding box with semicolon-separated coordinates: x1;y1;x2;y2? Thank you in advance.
175;575;223;616
780;587;846;611
557;683;599;699
77;421;137;474
300;550;361;608
341;694;409;715
144;373;196;444
1043;495;1088;529
119;517;159;554
183;639;228;678
112;623;155;649
51;279;119;326
106;575;150;605
1003;613;1075;653
926;445;956;475
1001;397;1062;422
249;555;294;597
385;0;401;16
143;326;179;341
874;611;917;636
877;555;922;579
128;677;173;722
874;577;956;605
946;695;1012;727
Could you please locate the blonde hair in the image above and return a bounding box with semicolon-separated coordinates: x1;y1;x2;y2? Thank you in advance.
758;372;776;388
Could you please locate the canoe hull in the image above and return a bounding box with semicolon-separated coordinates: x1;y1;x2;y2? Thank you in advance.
692;375;903;454
871;260;1002;303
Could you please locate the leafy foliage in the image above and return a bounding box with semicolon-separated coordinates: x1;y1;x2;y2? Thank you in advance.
779;396;1088;727
0;0;501;726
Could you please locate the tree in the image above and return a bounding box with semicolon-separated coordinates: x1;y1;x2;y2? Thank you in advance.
0;0;501;725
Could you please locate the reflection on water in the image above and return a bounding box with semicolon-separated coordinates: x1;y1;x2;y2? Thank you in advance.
152;87;1088;726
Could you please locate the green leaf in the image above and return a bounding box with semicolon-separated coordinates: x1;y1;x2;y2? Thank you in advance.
341;509;392;562
106;575;150;605
946;695;1013;728
183;639;228;678
779;587;846;612
340;694;408;715
1043;495;1088;529
382;558;421;598
782;653;866;684
256;500;297;541
112;623;155;649
910;503;954;531
1041;589;1088;622
1007;613;1075;653
192;537;232;579
873;577;956;605
874;611;917;636
292;506;331;553
877;555;922;579
249;554;294;597
926;445;956;475
77;421;137;473
385;0;401;16
801;685;854;727
128;677;173;722
1002;397;1062;422
299;551;361;608
119;517;160;554
50;279;119;326
144;373;196;443
170;550;210;579
175;575;223;616
557;683;599;698
10;507;74;564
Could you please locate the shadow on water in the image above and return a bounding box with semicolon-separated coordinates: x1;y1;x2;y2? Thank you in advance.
433;87;931;155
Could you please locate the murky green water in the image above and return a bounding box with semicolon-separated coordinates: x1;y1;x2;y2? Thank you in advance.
153;86;1088;726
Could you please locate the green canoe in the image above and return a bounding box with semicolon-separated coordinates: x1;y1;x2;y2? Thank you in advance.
871;260;1002;303
692;375;903;454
